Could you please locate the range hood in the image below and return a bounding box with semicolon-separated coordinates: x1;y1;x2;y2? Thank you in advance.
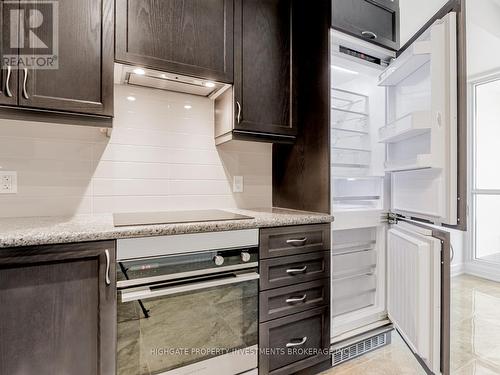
114;63;229;98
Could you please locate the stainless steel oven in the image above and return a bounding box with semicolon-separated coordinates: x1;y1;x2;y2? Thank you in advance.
116;230;259;375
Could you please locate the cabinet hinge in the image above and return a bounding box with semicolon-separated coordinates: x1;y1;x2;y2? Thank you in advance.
388;212;399;224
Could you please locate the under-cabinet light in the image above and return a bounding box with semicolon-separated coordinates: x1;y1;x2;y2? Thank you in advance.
204;81;216;88
331;65;359;75
126;96;136;102
133;68;145;75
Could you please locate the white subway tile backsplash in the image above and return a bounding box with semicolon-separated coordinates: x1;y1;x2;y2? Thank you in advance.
168;164;228;180
168;180;232;196
93;179;170;196
0;138;93;161
0;196;92;217
93;161;171;180
0;84;272;217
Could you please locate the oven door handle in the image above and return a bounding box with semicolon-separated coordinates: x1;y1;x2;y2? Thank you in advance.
121;272;260;303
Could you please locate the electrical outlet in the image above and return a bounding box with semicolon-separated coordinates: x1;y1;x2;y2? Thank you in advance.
0;171;17;194
233;176;244;193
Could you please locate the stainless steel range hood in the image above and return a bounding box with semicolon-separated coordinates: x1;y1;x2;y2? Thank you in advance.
114;63;229;98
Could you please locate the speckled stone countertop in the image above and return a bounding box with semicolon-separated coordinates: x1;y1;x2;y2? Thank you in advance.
0;208;333;248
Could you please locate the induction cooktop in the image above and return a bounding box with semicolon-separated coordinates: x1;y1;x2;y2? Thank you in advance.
113;209;253;227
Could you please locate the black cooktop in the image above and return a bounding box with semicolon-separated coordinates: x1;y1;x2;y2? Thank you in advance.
113;209;253;227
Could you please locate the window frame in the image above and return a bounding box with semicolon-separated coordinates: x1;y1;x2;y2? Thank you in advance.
470;72;500;265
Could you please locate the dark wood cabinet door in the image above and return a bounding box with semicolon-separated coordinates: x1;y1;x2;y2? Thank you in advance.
0;0;18;105
16;0;114;116
116;0;234;83
332;0;399;50
233;0;296;138
0;241;116;375
259;307;330;375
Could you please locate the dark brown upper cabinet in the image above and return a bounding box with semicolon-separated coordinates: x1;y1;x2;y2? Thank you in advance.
115;0;234;83
0;0;114;117
0;0;17;106
0;241;116;375
332;0;400;50
215;0;296;144
19;0;114;116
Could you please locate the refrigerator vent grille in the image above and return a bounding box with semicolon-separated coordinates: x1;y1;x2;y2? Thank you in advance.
332;331;390;366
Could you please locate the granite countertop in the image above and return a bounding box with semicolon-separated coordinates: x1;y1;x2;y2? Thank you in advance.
0;208;333;248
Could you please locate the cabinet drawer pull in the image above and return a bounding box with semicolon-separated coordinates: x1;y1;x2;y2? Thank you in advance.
22;68;29;99
286;337;307;348
361;31;377;40
105;249;111;286
236;100;242;123
5;65;12;97
286;266;307;274
286;294;307;304
286;237;307;246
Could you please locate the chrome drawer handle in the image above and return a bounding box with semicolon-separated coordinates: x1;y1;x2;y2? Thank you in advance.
286;266;307;274
5;65;12;97
236;100;242;123
105;249;111;286
361;30;377;40
286;294;307;304
286;337;307;348
286;238;307;246
22;68;29;99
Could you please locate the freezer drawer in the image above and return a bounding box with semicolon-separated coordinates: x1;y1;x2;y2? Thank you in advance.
332;274;377;300
260;224;330;259
260;279;330;322
332;274;377;317
332;250;377;279
260;252;330;291
333;291;376;317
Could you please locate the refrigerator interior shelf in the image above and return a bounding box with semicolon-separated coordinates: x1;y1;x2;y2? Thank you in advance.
332;127;369;136
332;146;371;153
333;196;381;202
378;41;431;86
384;154;436;172
332;107;369;118
332;240;377;255
379;111;433;143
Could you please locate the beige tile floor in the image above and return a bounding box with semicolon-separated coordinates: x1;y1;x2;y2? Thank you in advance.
322;275;500;375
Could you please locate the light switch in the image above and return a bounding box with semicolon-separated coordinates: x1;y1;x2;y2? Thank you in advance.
0;171;17;194
233;176;244;193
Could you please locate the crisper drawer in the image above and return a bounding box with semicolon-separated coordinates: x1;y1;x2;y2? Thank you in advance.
260;279;330;322
332;274;376;299
260;224;330;259
332;291;376;317
259;307;329;375
332;250;376;279
260;252;330;290
332;274;377;317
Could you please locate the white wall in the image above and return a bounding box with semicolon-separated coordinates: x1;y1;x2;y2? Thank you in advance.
467;0;500;77
399;0;449;45
0;85;272;217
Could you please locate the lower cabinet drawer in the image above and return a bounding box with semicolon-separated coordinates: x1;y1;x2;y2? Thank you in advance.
260;279;330;322
260;251;330;290
259;307;330;375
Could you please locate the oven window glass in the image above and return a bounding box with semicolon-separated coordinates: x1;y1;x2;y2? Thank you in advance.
117;280;258;375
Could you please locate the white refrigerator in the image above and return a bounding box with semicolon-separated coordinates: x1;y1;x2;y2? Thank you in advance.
330;11;461;375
